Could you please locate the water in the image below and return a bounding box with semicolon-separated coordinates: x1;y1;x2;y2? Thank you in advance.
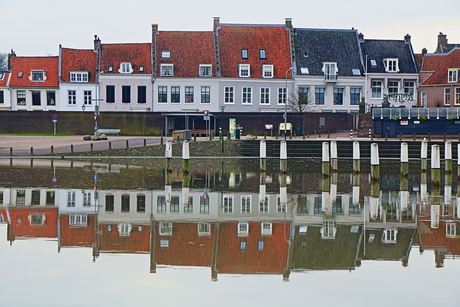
1;158;459;307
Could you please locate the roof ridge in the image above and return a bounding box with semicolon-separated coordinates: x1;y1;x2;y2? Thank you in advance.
220;23;285;27
295;28;357;32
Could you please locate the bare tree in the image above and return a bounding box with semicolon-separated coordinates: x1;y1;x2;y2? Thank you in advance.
287;86;318;112
0;53;8;70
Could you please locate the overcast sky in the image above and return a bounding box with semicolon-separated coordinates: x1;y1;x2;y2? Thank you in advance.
1;0;459;57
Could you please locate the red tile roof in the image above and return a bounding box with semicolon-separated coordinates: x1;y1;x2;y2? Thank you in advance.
60;48;97;82
100;43;152;74
218;25;292;79
9;56;59;87
0;72;10;86
420;49;460;85
156;31;216;77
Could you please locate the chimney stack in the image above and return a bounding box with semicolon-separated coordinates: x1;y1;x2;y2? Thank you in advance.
213;17;220;30
358;33;364;42
437;32;447;52
93;35;101;51
404;34;411;43
151;24;158;35
285;18;292;29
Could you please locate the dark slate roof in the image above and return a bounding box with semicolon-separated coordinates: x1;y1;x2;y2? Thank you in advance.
440;44;460;54
360;39;418;74
293;28;364;77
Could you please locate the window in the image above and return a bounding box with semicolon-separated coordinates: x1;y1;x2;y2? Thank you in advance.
404;81;415;96
171;86;180;103
118;223;132;236
383;58;399;72
445;88;451;105
30;214;45;225
315;87;325;105
185;86;194;103
259;196;269;213
83;192;91;207
298;86;309;104
119;62;132;74
17;90;26;105
200;196;209;214
162;51;170;58
223;195;233;213
199;65;212;77
371;80;382;98
237;222;249;236
321;220;336;239
67;191;76;207
106;85;115;103
31;70;44;81
456;88;460;105
241;195;251;214
352;69;361;76
84;90;92;105
157;195;167;213
31;190;40;205
161;64;174;77
240;241;247;251
139;66;144;72
32;91;41;106
16;190;26;205
138;86;146;103
224;86;234;104
333;87;344;105
448;69;458;83
105;195;114;212
170;196;179;212
259;49;266;59
382;228;398;243
261;222;272;235
121;194;130;212
260;87;270;104
46;191;55;206
262;65;273;78
300;68;309;75
297;195;308;215
159;221;173;236
0;90;3;104
319;117;325;127
46;91;55;106
241;49;248;59
67;90;76;105
388;80;399;94
137;194;146;212
350;87;361;105
242;87;252;104
69;215;87;226
198;223;211;236
158;86;167;103
121;86;130;103
421;91;427;107
239;64;250;77
278;87;287;104
258;241;264;251
201;86;210;103
323;62;337;80
108;66;113;72
184;197;193;213
70;72;89;82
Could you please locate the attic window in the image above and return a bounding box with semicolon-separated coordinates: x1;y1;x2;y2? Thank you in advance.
139;66;144;72
162;51;170;58
161;64;174;77
352;69;361;76
300;68;309;74
18;72;23;78
108;66;113;72
241;49;248;59
370;60;377;67
383;58;399;73
119;62;133;74
70;72;89;82
199;64;212;77
30;70;45;82
448;69;458;83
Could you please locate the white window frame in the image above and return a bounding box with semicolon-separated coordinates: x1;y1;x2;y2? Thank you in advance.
30;70;45;82
455;88;460;105
237;222;249;237
68;90;76;105
371;80;383;99
239;64;250;78
445;88;451;105
277;87;287;105
448;69;458;83
119;62;133;74
70;71;89;82
69;214;88;226
185;86;194;103
241;195;251;214
223;195;234;213
118;223;132;236
67;191;76;207
198;223;211;236
421;91;427;107
199;64;212;77
388;80;399;94
17;90;26;105
404;80;415;96
321;220;337;239
322;62;338;80
382;228;398;243
83;90;92;105
262;65;274;78
159;221;173;236
259;196;269;213
260;222;272;236
161;64;174;77
260;87;270;105
383;58;400;73
162;51;171;58
259;49;266;59
224;86;234;104
242;87;252;104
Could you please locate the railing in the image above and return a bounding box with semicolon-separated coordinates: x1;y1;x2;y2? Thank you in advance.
372;107;460;119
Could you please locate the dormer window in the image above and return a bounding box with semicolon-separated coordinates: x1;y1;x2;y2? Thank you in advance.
199;64;212;77
322;62;338;81
162;51;170;58
119;62;133;74
383;58;399;73
30;70;45;82
241;49;248;59
300;68;309;75
448;69;458;83
262;65;273;78
70;72;89;82
161;64;174;77
259;49;266;59
239;64;250;77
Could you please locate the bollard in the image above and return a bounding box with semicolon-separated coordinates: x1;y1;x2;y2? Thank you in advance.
413;133;416;141
264;132;267;139
10;147;13;156
328;131;330;138
385;133;388;141
194;134;197;142
322;142;330;162
431;145;441;169
260;140;267;172
399;133;402;141
306;132;309;138
51;146;54;154
109;142;112;150
428;133;431;141
443;133;446;142
89;144;92;152
30;147;33;156
319;132;322;138
400;142;408;163
280;140;287;173
126;140;129;149
144;139;147;147
161;136;164;145
303;133;305;140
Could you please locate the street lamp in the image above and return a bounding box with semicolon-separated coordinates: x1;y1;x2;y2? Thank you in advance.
220;106;225;153
81;104;86;111
284;67;293;140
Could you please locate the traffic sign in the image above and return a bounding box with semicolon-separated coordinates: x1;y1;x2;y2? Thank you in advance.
52;114;58;120
94;115;98;121
203;110;209;116
94;126;99;131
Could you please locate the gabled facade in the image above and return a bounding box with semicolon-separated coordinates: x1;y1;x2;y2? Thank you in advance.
97;38;153;112
418;48;460;107
8;56;59;111
292;28;365;113
216;18;293;113
360;34;419;108
59;46;98;112
0;70;11;110
153;27;219;113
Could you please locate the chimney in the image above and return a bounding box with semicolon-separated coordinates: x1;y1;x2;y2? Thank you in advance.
422;48;427;56
404;34;411;43
151;24;158;35
213;17;220;30
93;35;101;51
285;18;292;29
358;33;364;42
7;49;16;71
437;32;447;52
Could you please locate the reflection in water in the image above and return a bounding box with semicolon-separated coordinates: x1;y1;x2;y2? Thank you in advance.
0;158;459;282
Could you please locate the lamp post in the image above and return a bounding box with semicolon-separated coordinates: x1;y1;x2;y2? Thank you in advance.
220;106;225;153
284;67;293;140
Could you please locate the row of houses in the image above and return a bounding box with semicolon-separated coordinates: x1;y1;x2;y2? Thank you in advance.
3;18;457;116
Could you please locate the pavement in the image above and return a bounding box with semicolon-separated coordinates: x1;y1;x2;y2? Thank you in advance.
0;135;165;156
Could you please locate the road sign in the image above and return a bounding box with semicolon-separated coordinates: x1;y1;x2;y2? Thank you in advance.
94;115;98;121
94;126;99;131
51;178;57;186
52;114;58;120
203;110;209;116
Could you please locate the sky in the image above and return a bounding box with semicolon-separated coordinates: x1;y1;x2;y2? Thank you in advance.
1;0;459;57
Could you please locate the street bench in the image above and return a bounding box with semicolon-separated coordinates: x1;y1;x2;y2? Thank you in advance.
97;129;121;135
